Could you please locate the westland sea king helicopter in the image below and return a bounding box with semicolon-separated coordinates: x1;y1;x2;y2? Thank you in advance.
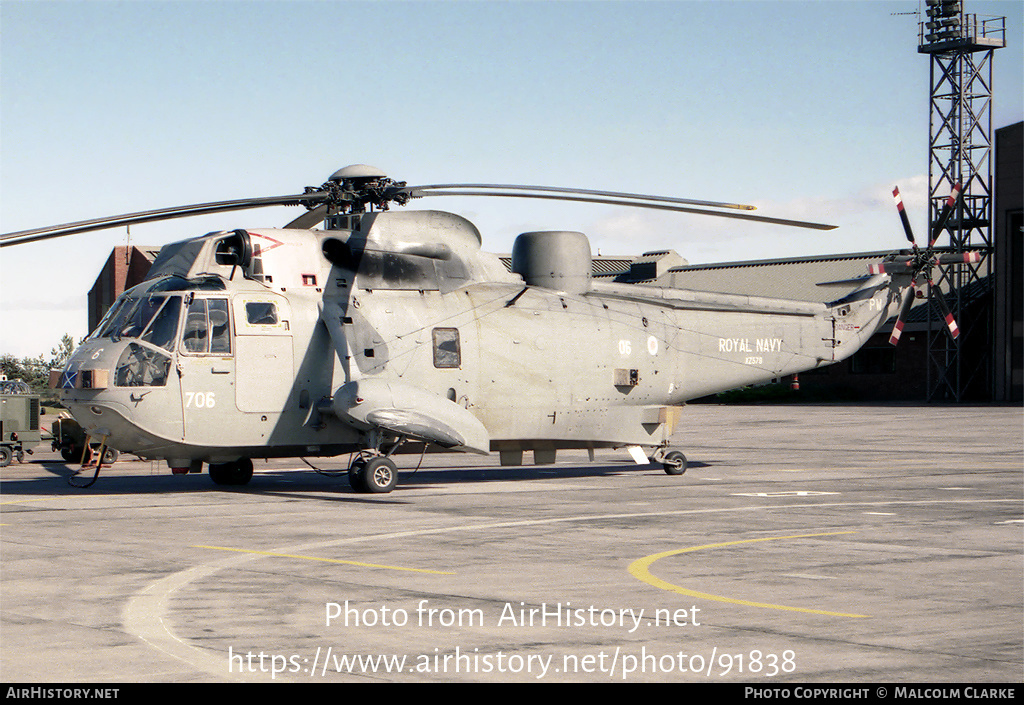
1;166;975;492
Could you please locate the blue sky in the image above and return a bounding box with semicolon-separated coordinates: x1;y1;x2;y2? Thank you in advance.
2;0;1021;358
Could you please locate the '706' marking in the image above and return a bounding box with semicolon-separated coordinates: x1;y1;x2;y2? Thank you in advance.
185;391;216;408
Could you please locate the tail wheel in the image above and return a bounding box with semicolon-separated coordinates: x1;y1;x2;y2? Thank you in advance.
662;450;687;475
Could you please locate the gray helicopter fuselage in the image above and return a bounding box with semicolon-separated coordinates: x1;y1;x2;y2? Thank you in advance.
57;209;904;469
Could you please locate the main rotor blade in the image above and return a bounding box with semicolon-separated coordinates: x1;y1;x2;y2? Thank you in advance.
1;192;328;248
285;203;329;229
405;183;757;211
406;188;837;230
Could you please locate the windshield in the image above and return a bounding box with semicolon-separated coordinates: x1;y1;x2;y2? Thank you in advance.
91;294;183;348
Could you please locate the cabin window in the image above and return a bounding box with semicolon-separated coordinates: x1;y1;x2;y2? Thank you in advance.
246;302;279;325
432;328;461;368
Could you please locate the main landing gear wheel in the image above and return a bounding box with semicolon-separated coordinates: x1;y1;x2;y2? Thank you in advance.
347;457;368;493
348;456;397;494
661;450;687;475
209;458;254;486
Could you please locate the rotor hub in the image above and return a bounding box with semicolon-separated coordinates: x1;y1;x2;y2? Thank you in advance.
307;165;408;215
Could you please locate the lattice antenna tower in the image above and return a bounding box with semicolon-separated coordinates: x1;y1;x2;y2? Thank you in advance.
918;0;1005;401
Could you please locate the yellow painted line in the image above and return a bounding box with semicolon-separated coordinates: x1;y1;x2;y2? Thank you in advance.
0;495;141;505
191;544;454;575
628;531;868;618
0;497;64;505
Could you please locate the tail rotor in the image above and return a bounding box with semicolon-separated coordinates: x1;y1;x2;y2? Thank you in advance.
870;182;977;345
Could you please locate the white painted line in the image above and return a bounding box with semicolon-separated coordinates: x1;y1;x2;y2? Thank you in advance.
781;573;837;580
733;491;840;497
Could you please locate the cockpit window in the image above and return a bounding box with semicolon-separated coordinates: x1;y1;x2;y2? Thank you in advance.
119;296;163;340
94;294;180;343
114;343;171;387
95;296;137;340
139;297;182;351
181;298;231;354
208;299;231;352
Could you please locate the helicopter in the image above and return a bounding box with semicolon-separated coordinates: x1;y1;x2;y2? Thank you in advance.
0;165;975;492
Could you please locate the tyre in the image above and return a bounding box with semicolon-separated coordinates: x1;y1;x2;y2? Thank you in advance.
232;458;254;484
0;446;12;468
361;457;397;494
348;458;368;493
210;458;253;486
662;450;687;475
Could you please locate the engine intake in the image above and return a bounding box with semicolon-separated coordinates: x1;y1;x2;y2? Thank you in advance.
511;230;592;294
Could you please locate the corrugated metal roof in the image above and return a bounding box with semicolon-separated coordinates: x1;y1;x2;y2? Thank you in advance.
667;250;990;331
666;251;892;302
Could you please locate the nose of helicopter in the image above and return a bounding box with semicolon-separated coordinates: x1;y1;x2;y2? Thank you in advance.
56;339;176;455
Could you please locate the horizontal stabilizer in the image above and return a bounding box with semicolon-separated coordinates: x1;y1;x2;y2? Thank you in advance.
815;275;875;287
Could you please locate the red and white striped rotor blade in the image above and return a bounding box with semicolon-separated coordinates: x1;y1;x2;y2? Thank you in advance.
929;182;962;248
888;283;917;346
893;186;917;246
868;256;914;275
927;279;961;340
933;251;982;266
